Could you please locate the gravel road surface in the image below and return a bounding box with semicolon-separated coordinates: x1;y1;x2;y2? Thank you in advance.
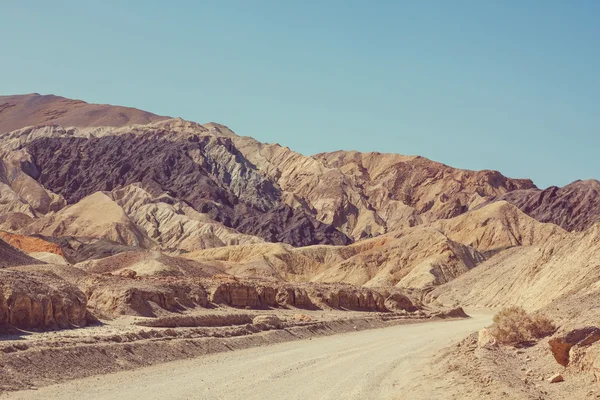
4;314;491;400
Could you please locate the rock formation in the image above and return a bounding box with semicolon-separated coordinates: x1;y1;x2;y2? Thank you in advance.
0;268;88;330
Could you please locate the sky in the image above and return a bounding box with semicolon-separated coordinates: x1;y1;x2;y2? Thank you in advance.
1;1;599;189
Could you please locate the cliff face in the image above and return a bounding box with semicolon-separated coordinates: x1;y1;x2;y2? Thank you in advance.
0;269;88;330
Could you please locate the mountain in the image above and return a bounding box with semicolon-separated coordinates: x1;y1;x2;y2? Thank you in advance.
0;94;548;251
232;136;537;240
182;202;563;289
0;93;591;277
1;93;598;317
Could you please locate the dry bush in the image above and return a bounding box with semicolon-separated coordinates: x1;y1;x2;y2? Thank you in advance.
527;313;556;338
489;306;556;345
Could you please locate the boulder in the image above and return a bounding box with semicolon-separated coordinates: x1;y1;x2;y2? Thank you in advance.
478;328;497;349
549;327;600;366
440;307;469;319
547;374;564;383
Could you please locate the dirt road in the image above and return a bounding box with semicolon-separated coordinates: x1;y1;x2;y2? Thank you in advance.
3;314;491;400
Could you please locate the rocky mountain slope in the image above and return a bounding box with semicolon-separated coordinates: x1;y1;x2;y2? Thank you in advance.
232;136;537;240
0;93;598;340
431;222;600;317
493;179;600;232
2;124;349;247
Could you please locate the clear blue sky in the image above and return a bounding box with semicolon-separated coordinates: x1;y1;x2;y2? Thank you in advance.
2;1;599;188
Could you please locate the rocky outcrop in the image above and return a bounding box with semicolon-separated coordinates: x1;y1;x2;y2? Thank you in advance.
275;286;315;309
208;281;390;312
85;277;210;318
315;286;387;311
549;327;600;367
0;269;87;330
210;282;280;309
384;292;417;312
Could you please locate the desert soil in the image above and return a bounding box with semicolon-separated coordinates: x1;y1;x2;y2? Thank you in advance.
2;314;491;400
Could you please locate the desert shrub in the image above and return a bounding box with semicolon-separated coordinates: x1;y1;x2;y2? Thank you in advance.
527;313;557;338
489;306;556;345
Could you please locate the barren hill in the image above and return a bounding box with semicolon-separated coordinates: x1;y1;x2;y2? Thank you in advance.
22;192;154;248
0;93;168;134
430;201;566;253
4;124;350;247
430;222;600;317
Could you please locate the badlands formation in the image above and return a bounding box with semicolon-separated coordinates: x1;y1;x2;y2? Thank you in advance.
1;93;600;398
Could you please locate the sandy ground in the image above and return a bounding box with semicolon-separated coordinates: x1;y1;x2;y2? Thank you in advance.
2;314;491;400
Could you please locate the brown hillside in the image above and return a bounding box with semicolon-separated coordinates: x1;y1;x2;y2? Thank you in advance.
0;93;168;134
